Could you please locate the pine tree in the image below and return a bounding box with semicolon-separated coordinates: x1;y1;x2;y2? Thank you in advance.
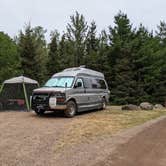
58;33;75;70
66;11;88;66
108;11;136;104
33;26;48;82
85;21;99;69
18;24;47;83
0;32;21;84
153;21;166;104
131;25;158;103
47;30;60;77
18;24;37;79
97;30;110;80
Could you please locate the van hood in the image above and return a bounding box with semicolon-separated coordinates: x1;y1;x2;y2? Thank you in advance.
33;87;69;94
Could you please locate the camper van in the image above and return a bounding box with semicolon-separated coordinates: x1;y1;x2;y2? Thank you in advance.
31;66;110;117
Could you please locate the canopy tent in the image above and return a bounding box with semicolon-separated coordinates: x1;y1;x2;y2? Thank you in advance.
0;76;39;111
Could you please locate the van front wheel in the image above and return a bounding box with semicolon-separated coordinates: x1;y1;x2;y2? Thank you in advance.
34;109;45;115
64;101;77;118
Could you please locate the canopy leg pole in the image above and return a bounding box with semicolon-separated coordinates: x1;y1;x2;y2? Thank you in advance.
23;83;30;111
0;83;4;93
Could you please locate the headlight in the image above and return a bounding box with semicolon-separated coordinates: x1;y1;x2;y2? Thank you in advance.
55;93;65;98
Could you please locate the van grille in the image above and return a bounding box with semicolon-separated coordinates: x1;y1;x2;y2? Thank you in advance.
31;93;50;109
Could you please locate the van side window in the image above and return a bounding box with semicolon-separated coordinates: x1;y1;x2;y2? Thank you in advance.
75;78;84;88
83;78;92;88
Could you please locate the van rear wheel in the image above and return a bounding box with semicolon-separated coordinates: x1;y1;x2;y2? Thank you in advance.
64;101;77;118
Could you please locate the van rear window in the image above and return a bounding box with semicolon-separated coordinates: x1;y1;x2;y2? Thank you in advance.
96;79;107;89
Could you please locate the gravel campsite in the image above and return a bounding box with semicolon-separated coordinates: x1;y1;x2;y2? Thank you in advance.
0;107;166;166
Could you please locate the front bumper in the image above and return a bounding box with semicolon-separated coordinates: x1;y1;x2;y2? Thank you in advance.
31;92;67;111
31;103;67;111
50;105;67;110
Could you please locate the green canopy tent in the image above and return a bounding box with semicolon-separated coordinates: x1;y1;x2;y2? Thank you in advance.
0;76;39;111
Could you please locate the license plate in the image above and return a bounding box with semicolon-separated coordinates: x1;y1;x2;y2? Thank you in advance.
37;105;44;109
49;97;57;109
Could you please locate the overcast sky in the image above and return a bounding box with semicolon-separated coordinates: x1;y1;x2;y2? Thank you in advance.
0;0;166;40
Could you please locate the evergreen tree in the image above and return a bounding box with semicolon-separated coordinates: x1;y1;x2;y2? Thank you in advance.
97;30;110;80
33;26;48;82
153;21;166;104
66;11;88;66
47;30;60;77
85;21;99;69
131;25;159;103
0;32;21;84
59;33;75;70
18;24;47;84
108;11;136;104
18;24;37;79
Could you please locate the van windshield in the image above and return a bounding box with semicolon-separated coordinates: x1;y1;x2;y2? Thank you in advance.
44;77;74;88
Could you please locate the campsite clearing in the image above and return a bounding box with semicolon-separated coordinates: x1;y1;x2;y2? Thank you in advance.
0;107;166;166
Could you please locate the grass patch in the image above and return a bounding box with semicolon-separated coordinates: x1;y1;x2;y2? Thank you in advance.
57;107;166;151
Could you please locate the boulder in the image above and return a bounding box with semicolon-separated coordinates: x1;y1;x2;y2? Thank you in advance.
140;102;153;110
154;104;165;110
122;104;139;111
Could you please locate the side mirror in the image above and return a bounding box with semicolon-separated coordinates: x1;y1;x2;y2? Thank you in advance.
75;82;82;88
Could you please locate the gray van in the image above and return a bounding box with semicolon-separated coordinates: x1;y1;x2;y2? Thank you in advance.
31;66;110;117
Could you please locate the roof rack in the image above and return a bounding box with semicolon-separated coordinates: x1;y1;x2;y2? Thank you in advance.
79;65;86;68
52;66;104;78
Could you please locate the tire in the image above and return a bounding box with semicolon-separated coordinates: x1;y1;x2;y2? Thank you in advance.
101;98;106;110
34;108;45;115
0;102;3;110
64;100;77;118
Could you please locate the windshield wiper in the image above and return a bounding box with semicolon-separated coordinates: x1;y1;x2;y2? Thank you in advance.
52;85;64;88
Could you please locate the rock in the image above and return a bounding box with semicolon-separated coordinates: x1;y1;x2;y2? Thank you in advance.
122;104;139;111
140;102;153;110
154;104;165;110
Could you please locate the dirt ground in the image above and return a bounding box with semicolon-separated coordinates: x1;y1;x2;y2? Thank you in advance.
0;108;166;166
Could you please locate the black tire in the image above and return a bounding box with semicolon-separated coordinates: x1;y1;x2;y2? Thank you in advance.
0;102;3;110
34;109;45;115
101;98;106;110
64;100;77;118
